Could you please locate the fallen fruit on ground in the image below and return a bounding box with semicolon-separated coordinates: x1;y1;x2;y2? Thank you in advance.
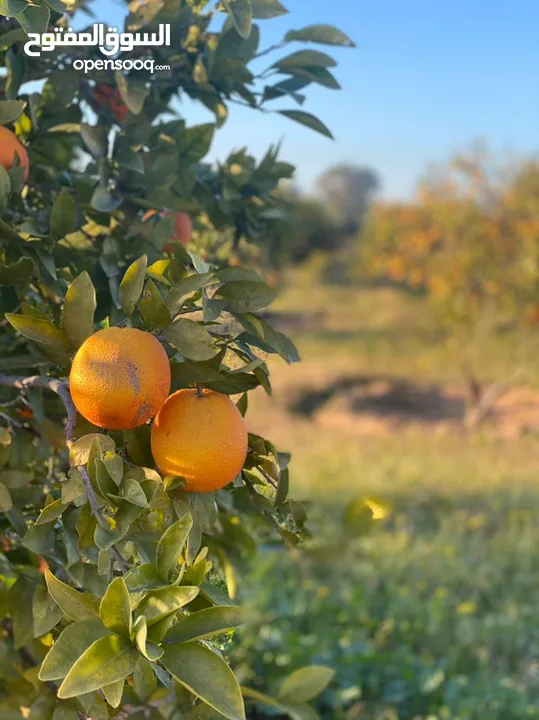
142;209;193;249
70;327;171;430
151;388;248;492
0;126;30;180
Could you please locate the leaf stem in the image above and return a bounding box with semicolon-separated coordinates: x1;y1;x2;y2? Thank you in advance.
253;40;288;60
195;382;205;398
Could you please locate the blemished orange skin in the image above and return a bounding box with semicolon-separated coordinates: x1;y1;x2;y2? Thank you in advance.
70;328;171;431
151;388;248;493
0;126;30;181
142;209;192;250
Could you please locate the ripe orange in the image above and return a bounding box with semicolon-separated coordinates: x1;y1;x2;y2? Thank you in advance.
142;209;193;250
90;83;129;124
151;388;248;492
70;328;171;431
0;126;30;181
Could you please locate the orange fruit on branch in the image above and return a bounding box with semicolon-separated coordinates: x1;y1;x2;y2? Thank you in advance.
142;209;193;250
0;126;30;181
151;388;248;492
90;83;129;124
70;327;171;430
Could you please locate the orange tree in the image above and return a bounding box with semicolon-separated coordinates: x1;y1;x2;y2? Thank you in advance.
361;148;539;422
0;1;356;718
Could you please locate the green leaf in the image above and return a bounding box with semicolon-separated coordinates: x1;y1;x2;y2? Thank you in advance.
162;642;246;720
250;0;288;18
0;165;10;212
120;255;148;316
0;27;26;48
206;371;260;395
35;498;65;525
170;362;224;390
214;281;279;313
91;186;123;212
164;606;242;644
0;99;25;125
242;687;321;720
57;635;138;699
32;580;63;637
45;569;100;621
137;586;199;625
62;271;96;351
224;0;252;39
69;434;115;466
0;481;12;512
166;318;218;362
166;273;215;311
99;577;132;638
62;467;86;505
212;268;263;283
115;71;148;115
123;425;153;467
133;657;157;702
16;3;50;34
236;392;248;416
146;258;174;286
156;514;193;581
277;110;334;139
0;256;34;286
102;452;124;486
272;50;337;69
274;467;289;507
122;476;150;507
177;124;215;163
0;1;27;19
189;492;217;532
50;188;76;240
115;146;144;173
5;48;25;102
22;523;54;554
140;279;171;331
5;313;70;365
133;614;163;661
39;619;111;681
94;500;144;551
80;123;108;159
102;678;125;708
10;576;35;649
285;24;356;47
52;704;80;720
278;666;335;704
44;0;67;12
235;313;300;363
286;66;341;91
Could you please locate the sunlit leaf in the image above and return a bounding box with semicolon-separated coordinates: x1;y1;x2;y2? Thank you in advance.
162;642;246;720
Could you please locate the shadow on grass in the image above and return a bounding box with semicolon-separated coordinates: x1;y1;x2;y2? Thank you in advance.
290;374;466;423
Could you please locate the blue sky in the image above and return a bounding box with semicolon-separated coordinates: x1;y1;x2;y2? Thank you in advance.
85;0;539;198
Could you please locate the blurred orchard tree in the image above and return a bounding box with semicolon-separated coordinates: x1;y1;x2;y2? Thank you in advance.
360;145;539;427
0;0;357;718
316;164;379;237
260;165;380;271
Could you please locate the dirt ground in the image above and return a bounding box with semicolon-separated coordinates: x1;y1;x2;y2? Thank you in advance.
249;309;539;440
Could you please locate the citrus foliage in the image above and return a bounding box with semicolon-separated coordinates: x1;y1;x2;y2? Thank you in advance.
0;0;355;717
361;148;539;328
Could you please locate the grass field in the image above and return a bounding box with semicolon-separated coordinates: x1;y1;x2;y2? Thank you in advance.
238;269;539;720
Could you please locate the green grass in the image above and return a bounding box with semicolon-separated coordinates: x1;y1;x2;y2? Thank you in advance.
238;275;539;720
